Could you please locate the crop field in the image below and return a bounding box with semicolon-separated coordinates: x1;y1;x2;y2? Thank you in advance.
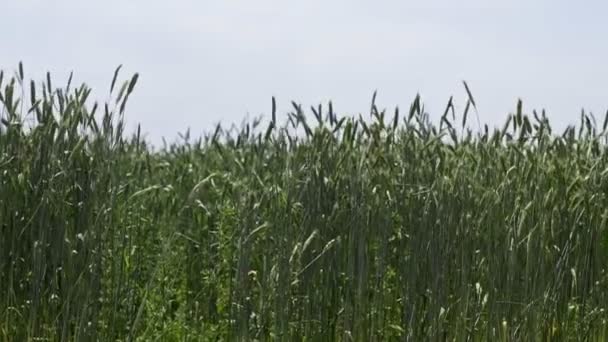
1;65;608;341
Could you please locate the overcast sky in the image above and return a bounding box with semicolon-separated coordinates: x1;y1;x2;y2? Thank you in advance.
2;1;607;144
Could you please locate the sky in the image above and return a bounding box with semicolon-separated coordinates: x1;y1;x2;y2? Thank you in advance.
2;0;607;145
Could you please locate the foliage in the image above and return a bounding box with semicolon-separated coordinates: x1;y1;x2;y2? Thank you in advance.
1;64;607;341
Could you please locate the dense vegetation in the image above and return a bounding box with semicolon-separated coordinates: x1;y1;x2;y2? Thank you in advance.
1;64;607;341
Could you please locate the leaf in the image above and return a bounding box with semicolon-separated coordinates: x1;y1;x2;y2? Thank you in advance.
393;106;399;131
30;80;36;105
126;73;139;97
408;94;420;122
371;89;378;116
18;61;24;81
442;95;454;121
462;80;476;109
66;71;74;94
462;100;471;128
110;64;123;94
271;96;277;125
46;71;52;92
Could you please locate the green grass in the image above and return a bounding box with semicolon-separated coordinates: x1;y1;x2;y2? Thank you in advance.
1;64;607;341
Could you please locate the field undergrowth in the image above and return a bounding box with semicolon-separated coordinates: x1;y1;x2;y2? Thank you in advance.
1;64;608;341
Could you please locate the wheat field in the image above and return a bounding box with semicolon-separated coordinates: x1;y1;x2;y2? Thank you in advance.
1;64;607;341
